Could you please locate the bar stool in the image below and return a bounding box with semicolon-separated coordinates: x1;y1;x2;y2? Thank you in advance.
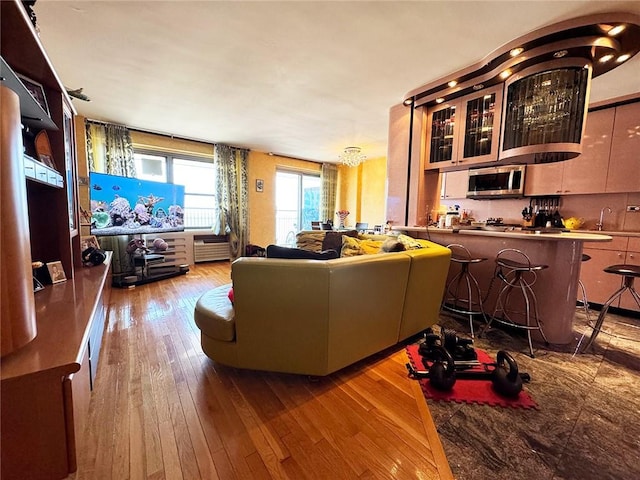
577;254;591;321
482;248;549;357
580;264;640;352
441;244;487;338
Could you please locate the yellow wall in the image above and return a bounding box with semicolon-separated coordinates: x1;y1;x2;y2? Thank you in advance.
336;156;387;229
248;151;322;247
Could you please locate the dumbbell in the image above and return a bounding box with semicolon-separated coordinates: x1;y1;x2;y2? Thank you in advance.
406;345;528;398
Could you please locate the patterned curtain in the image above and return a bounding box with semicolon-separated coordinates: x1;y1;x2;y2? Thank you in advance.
84;120;136;275
212;144;249;260
84;120;135;176
320;163;338;223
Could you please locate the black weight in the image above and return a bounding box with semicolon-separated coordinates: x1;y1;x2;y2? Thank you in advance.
428;346;456;391
82;247;106;266
491;350;523;398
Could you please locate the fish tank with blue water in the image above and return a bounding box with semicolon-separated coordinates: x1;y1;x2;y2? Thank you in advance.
89;172;186;236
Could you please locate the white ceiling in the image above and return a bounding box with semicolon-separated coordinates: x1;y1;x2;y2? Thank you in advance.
34;1;640;163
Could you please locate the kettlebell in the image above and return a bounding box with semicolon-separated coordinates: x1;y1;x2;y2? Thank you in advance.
428;345;456;391
491;350;523;398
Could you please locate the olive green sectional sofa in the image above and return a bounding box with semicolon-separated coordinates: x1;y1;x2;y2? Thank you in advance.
194;233;451;376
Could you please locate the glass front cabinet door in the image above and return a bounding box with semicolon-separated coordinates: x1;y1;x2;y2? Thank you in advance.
425;102;459;170
425;85;503;170
457;84;503;165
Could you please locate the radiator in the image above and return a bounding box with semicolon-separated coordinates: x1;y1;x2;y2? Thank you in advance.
194;240;230;262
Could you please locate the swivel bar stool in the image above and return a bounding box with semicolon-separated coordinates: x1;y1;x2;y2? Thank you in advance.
577;254;591;321
482;248;549;357
442;244;488;338
580;264;640;352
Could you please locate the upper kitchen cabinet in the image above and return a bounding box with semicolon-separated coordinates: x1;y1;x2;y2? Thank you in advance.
500;60;591;164
524;107;615;196
605;101;640;193
425;85;503;170
561;107;614;193
425;101;459;169
457;85;504;165
440;170;469;199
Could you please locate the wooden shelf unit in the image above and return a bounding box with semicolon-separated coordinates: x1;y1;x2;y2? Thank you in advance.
1;2;111;479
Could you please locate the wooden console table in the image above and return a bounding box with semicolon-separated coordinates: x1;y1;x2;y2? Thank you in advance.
1;253;112;480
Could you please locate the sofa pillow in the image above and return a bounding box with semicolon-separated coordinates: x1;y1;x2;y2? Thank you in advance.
228;287;234;304
396;233;426;250
266;244;339;260
295;231;326;252
380;238;406;253
340;236;384;257
322;229;357;253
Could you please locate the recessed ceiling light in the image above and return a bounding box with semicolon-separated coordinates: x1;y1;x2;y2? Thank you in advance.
607;25;626;36
499;70;512;80
510;47;524;57
599;54;614;63
403;98;413;106
553;50;568;58
447;80;458;88
472;84;484;91
616;54;631;63
435;97;445;104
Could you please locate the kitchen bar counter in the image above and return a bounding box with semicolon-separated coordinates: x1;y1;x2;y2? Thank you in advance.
394;226;613;346
396;226;614;242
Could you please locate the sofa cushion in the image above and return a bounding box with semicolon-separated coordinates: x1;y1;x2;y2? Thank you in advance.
380;238;406;252
340;236;384;257
194;284;235;342
322;230;357;252
295;231;326;252
397;233;427;250
266;244;339;260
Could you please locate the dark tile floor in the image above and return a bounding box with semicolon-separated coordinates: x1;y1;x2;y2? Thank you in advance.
426;307;640;480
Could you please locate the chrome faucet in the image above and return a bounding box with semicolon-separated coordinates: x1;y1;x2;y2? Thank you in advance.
596;207;612;231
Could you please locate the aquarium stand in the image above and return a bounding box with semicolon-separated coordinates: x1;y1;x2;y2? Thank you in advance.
113;251;189;288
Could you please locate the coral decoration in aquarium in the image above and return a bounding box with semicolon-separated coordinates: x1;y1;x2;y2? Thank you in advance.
89;172;186;236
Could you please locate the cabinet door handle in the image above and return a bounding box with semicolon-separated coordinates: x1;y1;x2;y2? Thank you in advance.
630;253;635;259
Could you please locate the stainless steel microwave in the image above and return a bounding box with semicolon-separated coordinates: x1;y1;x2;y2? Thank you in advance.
466;165;526;199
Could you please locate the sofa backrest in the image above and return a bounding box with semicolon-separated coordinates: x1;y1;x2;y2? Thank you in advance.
230;253;412;375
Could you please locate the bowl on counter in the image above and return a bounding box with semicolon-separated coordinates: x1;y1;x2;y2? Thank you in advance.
563;217;585;230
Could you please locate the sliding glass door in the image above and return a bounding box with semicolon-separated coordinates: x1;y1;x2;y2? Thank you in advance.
275;170;320;245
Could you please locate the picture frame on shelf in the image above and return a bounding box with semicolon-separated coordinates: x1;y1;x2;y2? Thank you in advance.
46;261;67;284
81;235;100;252
16;72;50;116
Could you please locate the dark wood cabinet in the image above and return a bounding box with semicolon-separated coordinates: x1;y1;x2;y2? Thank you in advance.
1;2;112;479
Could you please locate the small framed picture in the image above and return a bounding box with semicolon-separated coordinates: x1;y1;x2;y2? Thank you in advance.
46;261;67;284
16;73;50;116
256;179;264;192
81;235;100;251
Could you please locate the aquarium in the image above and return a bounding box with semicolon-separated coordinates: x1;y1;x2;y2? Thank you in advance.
89;172;186;236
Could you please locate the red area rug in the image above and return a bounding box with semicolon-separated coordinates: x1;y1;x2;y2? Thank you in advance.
405;344;539;409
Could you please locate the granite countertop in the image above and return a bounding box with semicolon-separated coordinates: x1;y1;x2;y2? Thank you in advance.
394;226;614;242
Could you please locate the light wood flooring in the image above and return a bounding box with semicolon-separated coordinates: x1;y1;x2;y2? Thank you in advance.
71;262;453;480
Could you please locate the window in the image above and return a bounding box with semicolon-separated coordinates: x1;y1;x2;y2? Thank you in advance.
275;170;320;245
133;152;216;229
